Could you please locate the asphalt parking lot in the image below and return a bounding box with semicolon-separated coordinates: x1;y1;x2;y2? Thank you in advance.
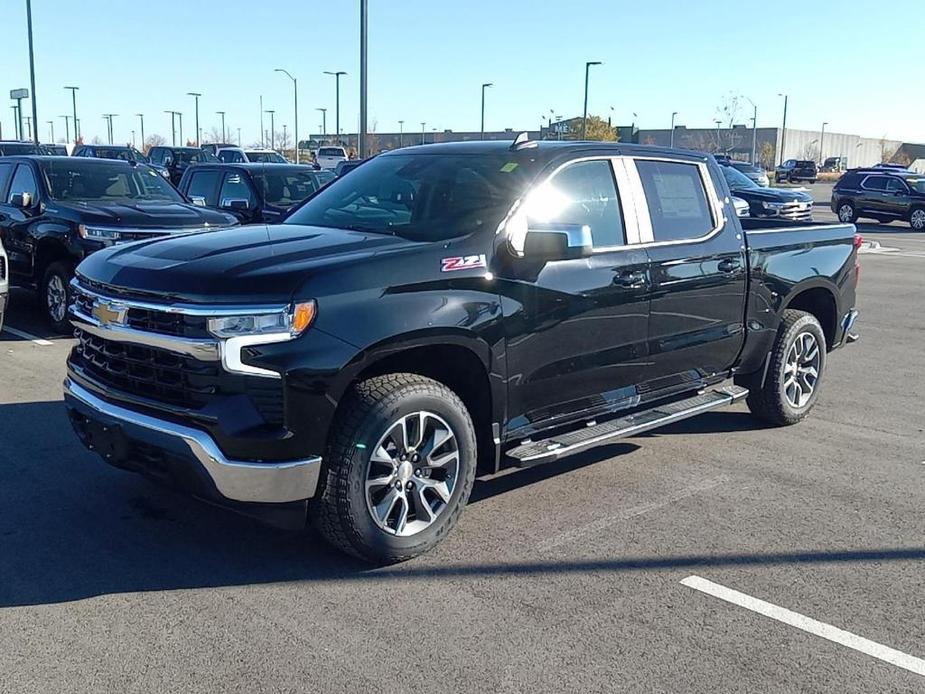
2;218;924;693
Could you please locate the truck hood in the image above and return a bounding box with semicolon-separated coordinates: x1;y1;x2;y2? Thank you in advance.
51;200;235;229
729;187;813;204
75;223;415;304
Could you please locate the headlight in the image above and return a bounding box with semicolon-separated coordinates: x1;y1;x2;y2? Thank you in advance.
207;301;316;339
78;224;121;242
762;201;786;210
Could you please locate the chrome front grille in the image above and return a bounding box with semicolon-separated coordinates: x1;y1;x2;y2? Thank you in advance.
777;202;814;221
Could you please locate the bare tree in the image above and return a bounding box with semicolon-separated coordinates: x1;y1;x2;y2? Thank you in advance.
879;136;898;163
714;92;745;153
204;126;226;144
144;133;166;152
90;135;103;145
758;142;776;170
275;129;292;151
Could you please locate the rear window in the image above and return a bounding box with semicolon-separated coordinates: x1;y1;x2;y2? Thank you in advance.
796;161;815;167
319;147;346;157
636;160;714;242
836;172;862;189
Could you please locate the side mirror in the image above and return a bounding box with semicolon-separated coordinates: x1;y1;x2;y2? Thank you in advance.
221;198;250;212
523;223;593;261
189;195;207;207
10;192;33;209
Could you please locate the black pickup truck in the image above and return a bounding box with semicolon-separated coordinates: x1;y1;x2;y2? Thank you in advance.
0;156;237;330
63;139;860;562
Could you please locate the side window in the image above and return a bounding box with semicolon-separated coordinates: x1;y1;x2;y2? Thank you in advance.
8;164;39;203
186;170;222;205
219;172;257;207
0;162;14;200
636;160;714;242
533;160;625;248
886;178;907;193
148;148;164;164
863;176;888;191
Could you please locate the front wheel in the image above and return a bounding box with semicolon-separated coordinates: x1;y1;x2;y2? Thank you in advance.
910;207;925;231
745;309;827;426
310;373;477;563
837;201;858;223
42;261;75;334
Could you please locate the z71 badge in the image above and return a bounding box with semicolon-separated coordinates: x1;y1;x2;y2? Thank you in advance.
441;255;487;272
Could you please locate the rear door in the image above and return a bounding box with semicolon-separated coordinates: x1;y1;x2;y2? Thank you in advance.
503;156;652;438
634;157;747;390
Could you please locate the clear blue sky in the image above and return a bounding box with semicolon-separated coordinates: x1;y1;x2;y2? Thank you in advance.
2;0;922;145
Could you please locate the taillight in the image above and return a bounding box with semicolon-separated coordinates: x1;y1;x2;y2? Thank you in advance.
853;233;864;249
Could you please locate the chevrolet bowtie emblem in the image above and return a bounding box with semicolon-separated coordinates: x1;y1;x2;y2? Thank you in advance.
91;301;128;327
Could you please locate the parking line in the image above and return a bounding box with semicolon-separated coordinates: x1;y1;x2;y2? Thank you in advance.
1;326;54;346
681;575;925;677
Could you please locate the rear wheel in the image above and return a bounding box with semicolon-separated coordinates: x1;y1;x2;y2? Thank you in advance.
837;201;858;223
745;309;827;426
42;261;75;334
910;207;925;231
310;373;477;563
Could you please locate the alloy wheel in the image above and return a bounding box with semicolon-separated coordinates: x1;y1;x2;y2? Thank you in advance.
911;209;925;230
838;204;854;222
783;332;821;409
47;275;67;323
364;411;460;537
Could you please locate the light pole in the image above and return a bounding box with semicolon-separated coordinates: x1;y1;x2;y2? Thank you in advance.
669;111;678;148
102;114;115;144
10;106;19;141
276;68;299;163
237;127;241;145
398;120;404;148
265;110;276;150
421;121;426;145
746;97;758;165
25;0;39;144
216;111;226;142
136;113;145;150
131;129;135;148
23;116;32;141
359;0;368;157
165;110;177;146
259;95;264;148
177;112;184;144
60;115;70;144
64;86;79;143
316;108;327;143
480;83;493;140
778;93;788;166
582;61;602;139
820;121;828;164
187;92;201;146
714;119;722;153
46;120;54;143
323;70;347;145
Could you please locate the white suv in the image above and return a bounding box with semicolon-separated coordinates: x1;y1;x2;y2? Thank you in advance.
0;238;8;331
316;146;348;170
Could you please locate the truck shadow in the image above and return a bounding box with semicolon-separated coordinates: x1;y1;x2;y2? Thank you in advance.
3;400;914;609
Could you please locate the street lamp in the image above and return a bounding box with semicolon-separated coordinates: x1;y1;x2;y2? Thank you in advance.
46;120;54;143
131;129;135;148
276;68;300;163
216;111;226;143
714;118;722;153
25;0;39;143
103;114;117;144
164;110;178;146
136;113;145;150
745;97;758;164
187;92;201;146
670;111;678;148
480;83;493;140
265;110;276;150
60;115;70;144
398;120;404;148
64;86;79;143
359;0;368;157
778;93;789;166
421;121;426;145
316;108;327;143
582;61;602;139
323;70;347;145
820;121;828;164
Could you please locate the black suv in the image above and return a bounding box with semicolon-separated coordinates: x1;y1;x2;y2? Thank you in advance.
0;141;49;156
178;163;334;224
775;159;817;184
0;156;237;330
831;168;925;230
147;146;218;185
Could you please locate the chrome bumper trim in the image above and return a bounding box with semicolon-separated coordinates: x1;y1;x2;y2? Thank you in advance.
64;378;321;503
71;308;221;361
72;281;289;317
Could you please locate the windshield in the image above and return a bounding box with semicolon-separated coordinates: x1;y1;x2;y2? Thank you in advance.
908;178;925;193
721;165;759;190
93;147;143;162
245;151;287;163
175;149;217;164
731;162;761;174
284;152;538;241
257;170;325;208
41;160;185;203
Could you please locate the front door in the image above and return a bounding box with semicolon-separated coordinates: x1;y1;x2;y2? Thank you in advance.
502;157;652;440
0;163;41;282
633;157;747;390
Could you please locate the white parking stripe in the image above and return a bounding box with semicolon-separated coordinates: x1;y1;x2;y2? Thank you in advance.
1;326;54;346
681;575;925;677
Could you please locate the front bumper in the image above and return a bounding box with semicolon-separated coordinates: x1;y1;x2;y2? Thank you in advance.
64;377;322;505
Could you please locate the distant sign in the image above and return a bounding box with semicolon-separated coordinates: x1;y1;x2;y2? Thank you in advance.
10;88;29;100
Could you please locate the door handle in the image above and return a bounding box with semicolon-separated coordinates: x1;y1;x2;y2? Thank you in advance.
614;270;647;288
718;258;742;273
